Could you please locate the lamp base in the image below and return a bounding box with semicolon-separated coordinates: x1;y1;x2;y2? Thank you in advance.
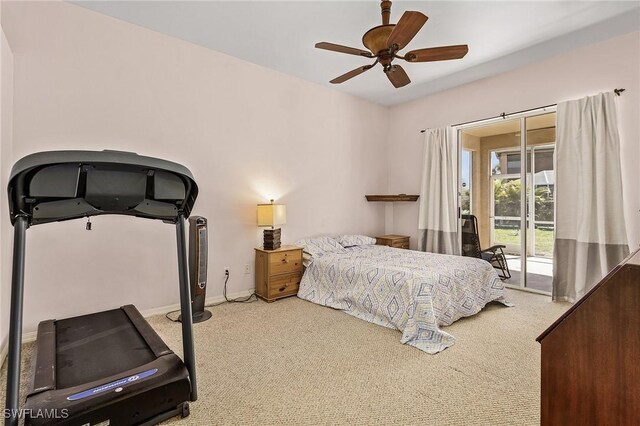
263;228;281;250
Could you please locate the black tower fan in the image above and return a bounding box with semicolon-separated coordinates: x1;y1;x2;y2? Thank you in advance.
180;216;212;323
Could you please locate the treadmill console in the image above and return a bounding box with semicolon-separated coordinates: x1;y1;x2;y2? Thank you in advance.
8;150;198;225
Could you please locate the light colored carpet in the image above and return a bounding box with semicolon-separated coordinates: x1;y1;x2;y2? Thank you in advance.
1;289;569;425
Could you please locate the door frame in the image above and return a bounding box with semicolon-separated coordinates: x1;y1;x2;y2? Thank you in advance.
528;143;556;258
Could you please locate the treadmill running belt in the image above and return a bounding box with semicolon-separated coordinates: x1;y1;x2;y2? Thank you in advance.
56;309;156;389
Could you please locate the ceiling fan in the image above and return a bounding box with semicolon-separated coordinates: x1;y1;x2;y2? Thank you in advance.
315;0;469;88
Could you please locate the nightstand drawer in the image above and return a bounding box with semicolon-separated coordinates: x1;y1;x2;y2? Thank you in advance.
268;272;301;298
392;239;410;249
376;235;410;250
269;250;302;275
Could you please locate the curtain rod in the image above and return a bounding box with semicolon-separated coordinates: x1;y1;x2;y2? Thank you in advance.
419;88;626;133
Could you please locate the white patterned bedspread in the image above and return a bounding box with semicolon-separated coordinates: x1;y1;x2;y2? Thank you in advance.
297;245;510;353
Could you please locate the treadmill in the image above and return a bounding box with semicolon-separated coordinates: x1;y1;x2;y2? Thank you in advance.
4;150;199;426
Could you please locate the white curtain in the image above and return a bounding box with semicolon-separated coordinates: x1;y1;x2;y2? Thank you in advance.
418;127;459;255
553;92;629;302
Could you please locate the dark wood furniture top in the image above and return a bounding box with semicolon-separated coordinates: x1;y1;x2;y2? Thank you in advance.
537;248;640;426
376;234;410;250
365;194;419;202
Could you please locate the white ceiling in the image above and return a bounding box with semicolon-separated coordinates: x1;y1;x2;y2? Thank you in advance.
72;1;640;107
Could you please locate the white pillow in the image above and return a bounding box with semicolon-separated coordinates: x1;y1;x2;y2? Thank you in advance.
339;234;377;247
294;236;346;260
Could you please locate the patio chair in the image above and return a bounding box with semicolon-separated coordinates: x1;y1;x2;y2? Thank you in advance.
461;214;512;279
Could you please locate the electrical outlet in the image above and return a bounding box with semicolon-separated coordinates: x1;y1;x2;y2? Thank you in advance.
244;264;250;274
224;267;230;276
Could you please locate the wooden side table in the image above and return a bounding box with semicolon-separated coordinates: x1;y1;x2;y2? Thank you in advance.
376;234;410;250
254;245;303;302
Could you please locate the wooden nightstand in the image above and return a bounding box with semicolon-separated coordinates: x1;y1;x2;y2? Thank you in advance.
255;245;303;302
376;234;410;249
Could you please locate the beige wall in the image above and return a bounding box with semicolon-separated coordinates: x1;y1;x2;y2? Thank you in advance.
0;2;14;354
1;1;390;334
388;31;640;252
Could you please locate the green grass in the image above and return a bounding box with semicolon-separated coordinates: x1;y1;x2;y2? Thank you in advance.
493;228;554;257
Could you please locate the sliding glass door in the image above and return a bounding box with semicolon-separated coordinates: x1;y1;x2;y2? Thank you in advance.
458;111;556;294
491;175;523;253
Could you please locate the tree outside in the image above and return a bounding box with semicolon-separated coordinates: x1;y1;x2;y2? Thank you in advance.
493;179;554;222
493;178;554;256
460;187;470;214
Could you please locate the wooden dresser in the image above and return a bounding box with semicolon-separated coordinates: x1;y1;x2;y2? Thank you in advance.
254;245;303;303
537;248;640;425
376;234;410;249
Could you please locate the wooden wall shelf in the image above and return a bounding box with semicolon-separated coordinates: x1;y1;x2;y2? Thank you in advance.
365;194;419;202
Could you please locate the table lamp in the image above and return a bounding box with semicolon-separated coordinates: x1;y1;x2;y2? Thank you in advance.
257;199;286;250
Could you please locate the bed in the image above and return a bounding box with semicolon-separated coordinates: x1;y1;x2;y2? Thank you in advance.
295;235;511;353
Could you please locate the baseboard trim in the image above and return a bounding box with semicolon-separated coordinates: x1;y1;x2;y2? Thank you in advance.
0;330;37;371
0;289;255;369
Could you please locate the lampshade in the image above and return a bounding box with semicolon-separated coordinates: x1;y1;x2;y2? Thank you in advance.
257;202;286;228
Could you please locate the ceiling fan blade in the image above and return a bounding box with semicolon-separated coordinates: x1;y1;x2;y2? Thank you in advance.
315;42;373;58
385;64;411;88
330;63;376;84
386;11;428;50
404;45;469;62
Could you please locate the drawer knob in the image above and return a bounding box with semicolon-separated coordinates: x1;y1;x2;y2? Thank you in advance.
279;284;289;292
282;258;289;264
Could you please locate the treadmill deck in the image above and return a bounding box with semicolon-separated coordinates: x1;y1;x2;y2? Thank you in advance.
56;308;157;389
25;305;191;425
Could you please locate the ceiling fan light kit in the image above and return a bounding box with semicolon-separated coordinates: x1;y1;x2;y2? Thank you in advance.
362;25;395;55
315;0;469;88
